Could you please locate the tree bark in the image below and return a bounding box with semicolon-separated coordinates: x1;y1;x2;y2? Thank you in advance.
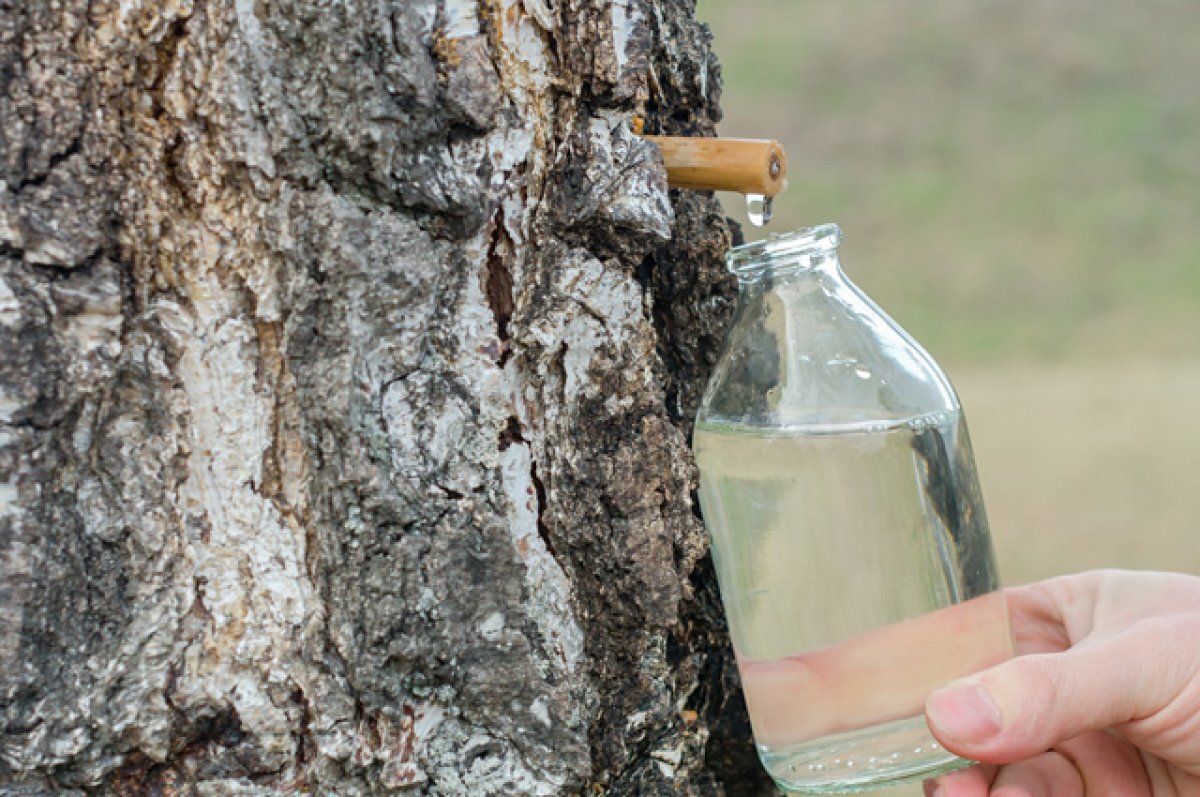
0;0;773;793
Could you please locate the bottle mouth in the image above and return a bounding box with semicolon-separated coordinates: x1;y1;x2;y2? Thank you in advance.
726;223;843;278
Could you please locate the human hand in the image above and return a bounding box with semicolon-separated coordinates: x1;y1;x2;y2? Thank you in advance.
922;570;1200;796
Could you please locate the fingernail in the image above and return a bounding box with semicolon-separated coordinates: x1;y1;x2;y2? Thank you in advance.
922;780;943;797
927;683;1003;744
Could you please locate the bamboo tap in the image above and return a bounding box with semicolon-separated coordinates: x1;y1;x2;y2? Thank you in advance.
639;126;788;197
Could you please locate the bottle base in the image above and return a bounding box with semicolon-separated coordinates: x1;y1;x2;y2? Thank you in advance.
760;715;970;794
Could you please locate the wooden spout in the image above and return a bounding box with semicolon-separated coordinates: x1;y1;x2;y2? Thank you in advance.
642;136;788;196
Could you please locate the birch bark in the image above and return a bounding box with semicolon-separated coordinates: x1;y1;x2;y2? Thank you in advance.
0;0;771;793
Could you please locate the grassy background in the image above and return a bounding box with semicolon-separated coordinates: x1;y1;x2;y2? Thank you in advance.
693;2;1200;792
698;0;1200;364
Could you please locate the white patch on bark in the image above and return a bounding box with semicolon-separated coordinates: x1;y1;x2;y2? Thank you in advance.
0;390;19;423
530;695;552;728
415;704;446;739
521;0;555;32
164;266;318;765
48;269;125;365
100;0;194;45
497;0;553;94
488;127;535;189
60;312;123;359
229;87;277;180
443;0;480;38
0;472;25;667
587;114;674;240
478;611;506;641
425;725;564;796
487;0;555;296
0;276;20;326
494;0;554;189
0;191;17;247
611;0;640;72
25;240;71;268
223;2;278;184
652;746;683;767
413;1;439;41
234;0;268;57
527;255;651;403
499;442;584;675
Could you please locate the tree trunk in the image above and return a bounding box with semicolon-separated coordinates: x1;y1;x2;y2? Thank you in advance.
0;0;774;793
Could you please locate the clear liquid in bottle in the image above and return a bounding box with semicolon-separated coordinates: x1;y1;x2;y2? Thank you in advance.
694;411;1012;793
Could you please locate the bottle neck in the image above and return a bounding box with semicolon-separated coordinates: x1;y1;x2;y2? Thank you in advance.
736;251;842;293
726;223;844;289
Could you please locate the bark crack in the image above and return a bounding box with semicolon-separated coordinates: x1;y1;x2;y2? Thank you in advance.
10;131;84;193
0;242;29;265
483;214;514;366
528;457;558;564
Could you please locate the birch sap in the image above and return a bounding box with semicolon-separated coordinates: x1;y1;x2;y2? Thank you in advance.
694;411;1012;792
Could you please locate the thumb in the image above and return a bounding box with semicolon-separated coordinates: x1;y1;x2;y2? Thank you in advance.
924;636;1165;763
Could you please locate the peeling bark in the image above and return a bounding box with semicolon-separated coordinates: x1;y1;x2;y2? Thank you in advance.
0;0;774;794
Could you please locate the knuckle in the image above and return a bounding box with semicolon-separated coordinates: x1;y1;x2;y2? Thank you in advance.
1015;655;1062;702
995;655;1062;734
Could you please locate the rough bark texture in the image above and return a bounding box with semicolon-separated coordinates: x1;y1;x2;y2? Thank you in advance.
0;0;775;794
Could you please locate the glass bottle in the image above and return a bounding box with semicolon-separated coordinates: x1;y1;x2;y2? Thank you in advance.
693;224;1012;793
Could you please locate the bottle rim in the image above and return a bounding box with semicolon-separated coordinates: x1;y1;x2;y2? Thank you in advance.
725;223;842;277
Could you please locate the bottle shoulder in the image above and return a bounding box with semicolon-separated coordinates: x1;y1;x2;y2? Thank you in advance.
698;272;959;429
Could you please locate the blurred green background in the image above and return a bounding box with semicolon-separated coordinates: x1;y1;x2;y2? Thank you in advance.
695;1;1200;793
700;0;1200;364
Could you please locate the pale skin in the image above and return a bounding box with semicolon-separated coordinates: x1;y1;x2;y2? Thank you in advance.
922;570;1200;797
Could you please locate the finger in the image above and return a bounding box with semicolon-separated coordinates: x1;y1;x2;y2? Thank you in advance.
1004;570;1200;654
925;623;1188;763
923;763;994;797
989;751;1082;797
1002;572;1106;654
1055;731;1151;796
